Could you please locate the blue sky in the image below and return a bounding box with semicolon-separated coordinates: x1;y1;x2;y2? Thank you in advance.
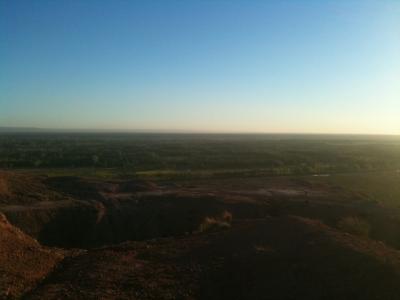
1;0;399;134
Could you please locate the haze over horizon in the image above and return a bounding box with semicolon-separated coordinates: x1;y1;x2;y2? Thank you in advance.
1;1;399;134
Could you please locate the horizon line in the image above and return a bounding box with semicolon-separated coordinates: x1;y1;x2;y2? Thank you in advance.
0;126;399;137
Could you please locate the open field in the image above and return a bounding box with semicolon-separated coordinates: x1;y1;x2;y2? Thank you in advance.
1;134;400;299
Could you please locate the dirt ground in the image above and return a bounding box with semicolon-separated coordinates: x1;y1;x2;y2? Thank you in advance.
2;171;400;299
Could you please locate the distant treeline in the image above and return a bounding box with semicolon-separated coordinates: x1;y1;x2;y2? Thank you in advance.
1;133;400;175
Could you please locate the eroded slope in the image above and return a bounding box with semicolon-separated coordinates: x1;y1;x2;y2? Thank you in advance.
27;217;400;300
0;213;64;299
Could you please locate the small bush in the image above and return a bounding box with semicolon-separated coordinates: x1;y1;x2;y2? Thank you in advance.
198;211;233;233
337;216;370;237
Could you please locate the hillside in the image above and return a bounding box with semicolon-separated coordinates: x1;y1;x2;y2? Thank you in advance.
0;213;64;299
2;171;400;299
26;217;400;299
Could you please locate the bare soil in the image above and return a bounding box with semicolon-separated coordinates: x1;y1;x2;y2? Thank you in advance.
2;171;400;299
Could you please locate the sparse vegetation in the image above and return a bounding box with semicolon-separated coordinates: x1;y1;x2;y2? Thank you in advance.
2;134;400;299
199;211;233;232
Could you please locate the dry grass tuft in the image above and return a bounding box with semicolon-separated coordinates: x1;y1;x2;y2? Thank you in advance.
198;211;233;233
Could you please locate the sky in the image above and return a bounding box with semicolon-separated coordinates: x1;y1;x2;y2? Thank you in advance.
1;0;399;134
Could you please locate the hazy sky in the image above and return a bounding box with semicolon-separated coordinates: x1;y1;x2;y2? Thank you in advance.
1;0;399;134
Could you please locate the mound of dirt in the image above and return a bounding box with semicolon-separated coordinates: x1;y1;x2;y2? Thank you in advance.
0;213;64;299
27;216;400;300
0;171;64;205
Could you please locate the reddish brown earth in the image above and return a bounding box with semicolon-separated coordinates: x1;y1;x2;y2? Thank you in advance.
0;171;64;205
23;217;400;300
0;213;64;299
2;171;400;299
